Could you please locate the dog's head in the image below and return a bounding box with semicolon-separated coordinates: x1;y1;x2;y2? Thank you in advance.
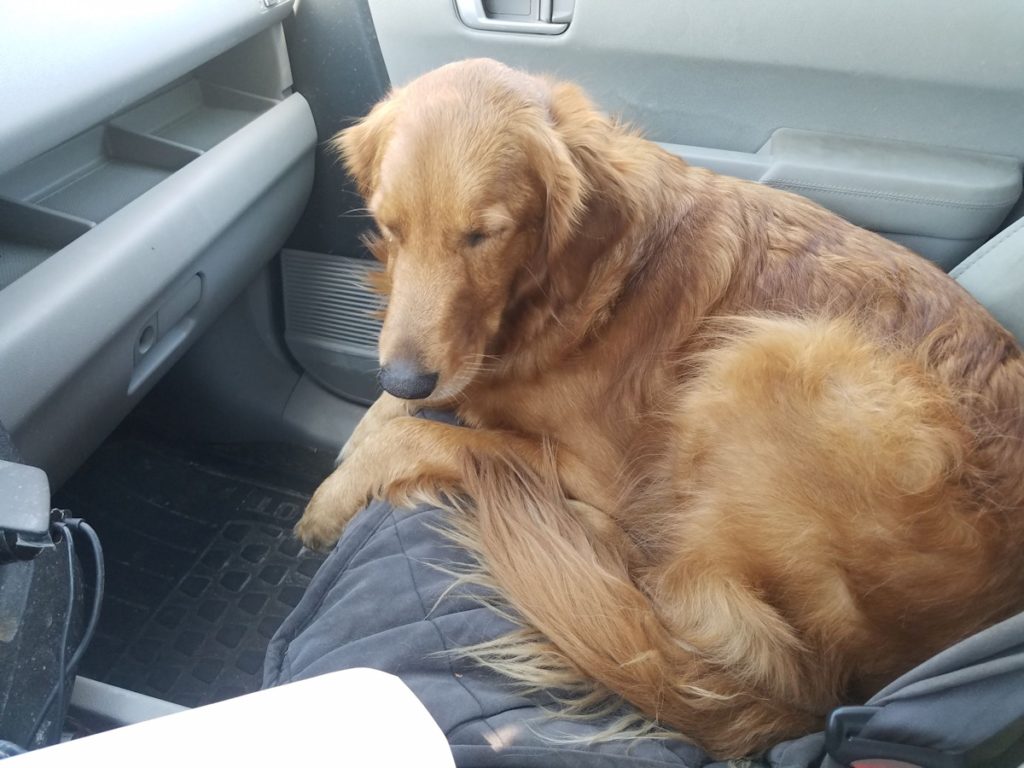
335;58;610;402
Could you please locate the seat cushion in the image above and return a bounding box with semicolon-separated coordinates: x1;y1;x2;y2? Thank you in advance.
952;215;1024;343
263;499;825;767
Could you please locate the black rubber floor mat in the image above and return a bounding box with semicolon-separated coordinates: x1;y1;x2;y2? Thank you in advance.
54;435;336;707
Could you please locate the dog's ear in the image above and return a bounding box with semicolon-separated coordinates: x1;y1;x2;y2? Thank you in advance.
524;81;593;256
332;96;399;199
535;80;633;255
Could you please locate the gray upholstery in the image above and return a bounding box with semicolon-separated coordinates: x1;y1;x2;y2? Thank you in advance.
952;216;1024;343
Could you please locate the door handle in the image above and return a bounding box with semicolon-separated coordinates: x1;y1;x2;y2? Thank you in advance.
454;0;573;35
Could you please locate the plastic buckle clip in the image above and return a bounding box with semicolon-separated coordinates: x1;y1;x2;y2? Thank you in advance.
826;706;965;768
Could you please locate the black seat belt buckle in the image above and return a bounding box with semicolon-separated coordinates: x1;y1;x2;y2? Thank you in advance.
826;706;966;768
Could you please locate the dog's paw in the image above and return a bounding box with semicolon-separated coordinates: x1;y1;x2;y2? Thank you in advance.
295;466;375;551
294;482;349;551
293;508;345;552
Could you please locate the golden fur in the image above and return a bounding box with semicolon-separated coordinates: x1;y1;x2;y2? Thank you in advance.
296;59;1024;757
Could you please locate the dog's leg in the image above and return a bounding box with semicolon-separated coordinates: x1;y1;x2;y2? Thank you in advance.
336;393;410;465
297;417;601;551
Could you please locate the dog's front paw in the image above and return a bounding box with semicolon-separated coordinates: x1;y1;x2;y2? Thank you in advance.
294;505;344;552
295;467;375;551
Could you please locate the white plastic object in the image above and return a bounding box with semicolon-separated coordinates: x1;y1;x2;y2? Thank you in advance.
11;669;455;767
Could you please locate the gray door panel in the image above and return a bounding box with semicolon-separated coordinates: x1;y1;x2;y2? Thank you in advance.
0;11;316;482
369;0;1024;160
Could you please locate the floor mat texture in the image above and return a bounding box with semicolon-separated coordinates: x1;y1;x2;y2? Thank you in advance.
54;435;334;707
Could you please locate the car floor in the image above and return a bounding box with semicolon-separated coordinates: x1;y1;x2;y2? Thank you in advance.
53;420;336;708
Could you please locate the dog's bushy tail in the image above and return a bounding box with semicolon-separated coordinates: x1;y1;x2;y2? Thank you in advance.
452;448;816;758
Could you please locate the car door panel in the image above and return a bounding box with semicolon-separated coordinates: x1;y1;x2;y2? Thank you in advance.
0;7;316;483
370;1;1024;158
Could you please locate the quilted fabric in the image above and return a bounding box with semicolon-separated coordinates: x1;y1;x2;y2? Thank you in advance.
264;499;827;767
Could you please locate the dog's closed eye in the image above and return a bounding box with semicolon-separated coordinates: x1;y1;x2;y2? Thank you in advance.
465;226;512;248
379;223;403;243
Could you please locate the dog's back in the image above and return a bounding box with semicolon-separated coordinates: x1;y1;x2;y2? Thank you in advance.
707;173;1024;518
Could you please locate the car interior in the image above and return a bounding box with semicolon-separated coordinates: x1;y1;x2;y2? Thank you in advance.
2;0;1024;764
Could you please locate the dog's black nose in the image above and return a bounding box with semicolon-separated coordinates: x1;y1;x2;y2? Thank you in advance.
378;361;439;400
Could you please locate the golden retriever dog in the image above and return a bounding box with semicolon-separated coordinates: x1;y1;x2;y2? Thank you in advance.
296;58;1024;757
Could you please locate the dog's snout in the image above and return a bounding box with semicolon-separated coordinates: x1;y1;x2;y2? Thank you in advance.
378;360;439;400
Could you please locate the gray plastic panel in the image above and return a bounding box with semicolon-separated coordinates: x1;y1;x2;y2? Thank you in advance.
0;200;93;290
105;126;204;171
113;81;277;152
760;130;1020;240
38;161;172;224
70;677;187;728
1;0;294;176
0;460;50;536
0;94;317;484
0;241;53;291
952;216;1024;344
882;233;985;273
0;75;277;292
134;0;388;452
0;126;200;224
137;269;367;453
196;25;296;101
368;0;1024;162
659;130;1021;269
